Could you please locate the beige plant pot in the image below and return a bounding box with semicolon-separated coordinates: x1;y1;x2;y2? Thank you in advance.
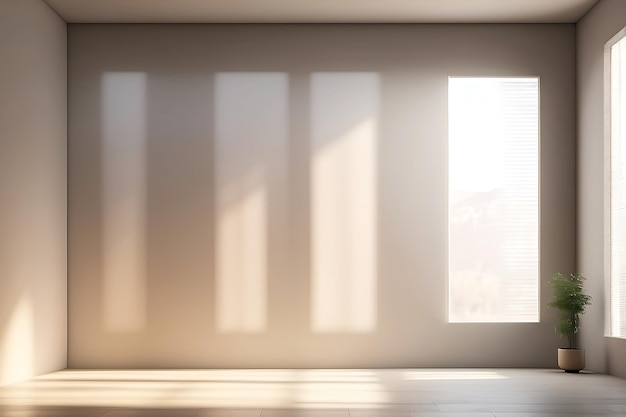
557;348;585;373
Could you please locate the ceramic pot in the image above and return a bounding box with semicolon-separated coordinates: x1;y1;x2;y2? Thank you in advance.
557;348;585;373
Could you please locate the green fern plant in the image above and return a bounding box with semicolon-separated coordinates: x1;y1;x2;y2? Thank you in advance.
548;272;592;349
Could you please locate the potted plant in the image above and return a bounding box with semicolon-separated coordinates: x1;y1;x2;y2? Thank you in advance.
548;272;592;373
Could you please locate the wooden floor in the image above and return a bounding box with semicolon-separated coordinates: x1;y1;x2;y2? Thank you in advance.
0;369;625;417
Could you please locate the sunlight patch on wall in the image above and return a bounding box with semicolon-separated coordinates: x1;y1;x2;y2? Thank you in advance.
0;294;34;386
310;72;379;333
101;72;148;333
214;72;288;333
215;177;267;333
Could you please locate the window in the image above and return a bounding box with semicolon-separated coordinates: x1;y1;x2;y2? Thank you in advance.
448;77;540;323
608;29;626;338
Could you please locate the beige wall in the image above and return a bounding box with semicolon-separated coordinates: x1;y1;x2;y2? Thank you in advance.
0;0;67;385
577;0;626;378
68;24;576;368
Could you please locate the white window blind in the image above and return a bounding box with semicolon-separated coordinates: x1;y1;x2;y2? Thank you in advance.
448;77;539;323
610;34;626;338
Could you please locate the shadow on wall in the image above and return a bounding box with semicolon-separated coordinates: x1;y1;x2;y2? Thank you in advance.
98;70;381;337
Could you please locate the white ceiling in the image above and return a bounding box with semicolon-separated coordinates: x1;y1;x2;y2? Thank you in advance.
44;0;600;24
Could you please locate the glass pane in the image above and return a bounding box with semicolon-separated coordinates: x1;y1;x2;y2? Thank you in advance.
448;77;539;323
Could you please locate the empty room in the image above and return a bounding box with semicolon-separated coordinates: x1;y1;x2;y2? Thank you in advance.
2;0;626;416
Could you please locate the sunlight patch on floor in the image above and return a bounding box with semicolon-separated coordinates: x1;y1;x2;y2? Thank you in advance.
403;370;507;380
0;370;391;409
